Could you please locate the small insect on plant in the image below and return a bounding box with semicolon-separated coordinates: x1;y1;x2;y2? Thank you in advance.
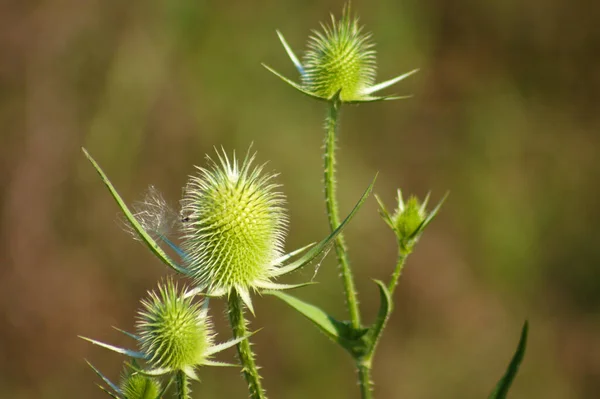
80;4;527;399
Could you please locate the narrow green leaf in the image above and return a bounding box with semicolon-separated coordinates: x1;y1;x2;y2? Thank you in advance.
276;30;305;76
365;280;393;358
96;384;121;399
82;148;188;275
488;321;529;399
345;94;414;104
271;175;376;277
262;63;327;102
265;290;348;344
79;336;147;359
361;69;420;95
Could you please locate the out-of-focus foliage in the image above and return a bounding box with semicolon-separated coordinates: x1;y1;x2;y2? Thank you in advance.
0;0;598;398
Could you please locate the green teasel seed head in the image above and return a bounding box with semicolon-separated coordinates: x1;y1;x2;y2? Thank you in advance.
265;3;418;103
302;5;376;102
119;367;162;399
180;148;287;298
376;190;448;254
136;279;213;372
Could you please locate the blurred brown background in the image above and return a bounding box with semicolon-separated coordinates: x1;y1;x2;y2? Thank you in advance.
1;0;599;398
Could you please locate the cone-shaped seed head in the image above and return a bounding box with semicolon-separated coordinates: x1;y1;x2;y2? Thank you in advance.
136;279;212;371
302;6;376;101
120;370;162;399
181;149;287;294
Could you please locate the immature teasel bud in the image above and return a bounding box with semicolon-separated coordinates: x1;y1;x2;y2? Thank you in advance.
120;367;162;399
376;190;448;254
136;279;213;374
180;149;288;308
264;3;418;103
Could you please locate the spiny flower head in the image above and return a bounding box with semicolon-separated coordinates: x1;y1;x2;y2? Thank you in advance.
180;149;288;307
137;279;213;374
264;4;418;103
81;279;245;380
301;6;376;101
376;190;448;254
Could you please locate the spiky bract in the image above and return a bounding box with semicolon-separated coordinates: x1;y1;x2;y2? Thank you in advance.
120;369;162;399
302;7;376;102
136;279;212;373
181;150;287;298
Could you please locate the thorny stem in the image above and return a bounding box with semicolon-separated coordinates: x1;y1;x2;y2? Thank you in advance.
357;360;374;399
325;99;373;399
227;290;266;399
324;99;361;329
388;249;409;296
176;370;190;399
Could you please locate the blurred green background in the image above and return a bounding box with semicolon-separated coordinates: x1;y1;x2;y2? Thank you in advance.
1;0;599;398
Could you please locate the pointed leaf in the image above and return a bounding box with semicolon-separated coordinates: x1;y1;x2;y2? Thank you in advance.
374;194;394;229
203;360;239;367
129;366;172;377
112;326;140;341
237;287;255;316
345;94;414;104
159;235;189;262
409;191;449;241
488;321;529;399
361;69;420;95
204;333;256;357
182;366;199;381
274;175;376;276
254;281;316;291
86;360;121;395
79;336;147;359
271;242;315;268
82;148;189;275
276;30;305;76
265;290;348;344
96;384;121;399
366;280;393;356
262;64;327;102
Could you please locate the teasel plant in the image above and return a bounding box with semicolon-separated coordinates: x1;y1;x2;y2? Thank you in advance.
81;4;528;398
81;147;373;398
265;4;528;399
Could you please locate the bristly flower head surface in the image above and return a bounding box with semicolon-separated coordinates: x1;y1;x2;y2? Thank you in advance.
180;149;289;309
137;279;213;375
264;3;418;103
301;5;376;101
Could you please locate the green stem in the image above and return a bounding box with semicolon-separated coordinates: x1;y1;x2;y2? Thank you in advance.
227;290;266;399
324;99;361;328
388;249;409;296
357;360;374;399
176;370;190;399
